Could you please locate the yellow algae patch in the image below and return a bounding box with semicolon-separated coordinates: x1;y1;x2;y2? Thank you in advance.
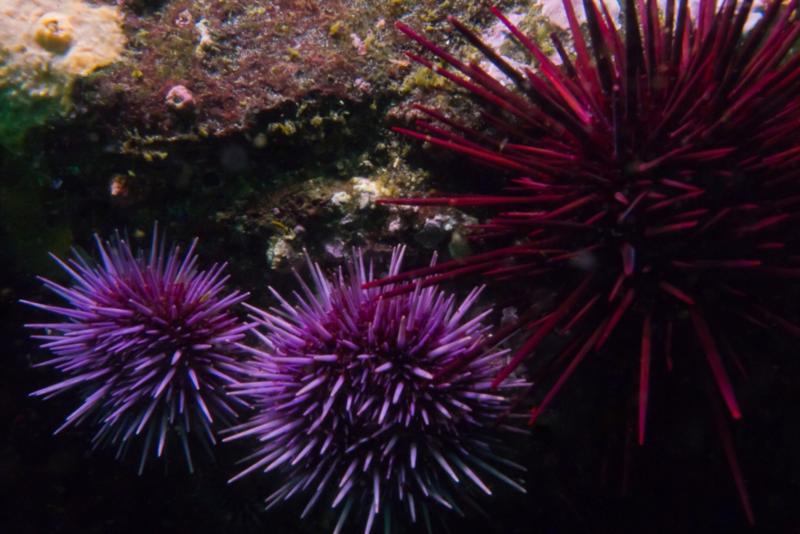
0;0;125;99
34;12;75;55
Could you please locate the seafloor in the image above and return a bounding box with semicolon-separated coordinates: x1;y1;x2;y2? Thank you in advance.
1;1;799;533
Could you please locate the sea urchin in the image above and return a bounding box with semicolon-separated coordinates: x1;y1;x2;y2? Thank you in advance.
377;0;800;520
22;227;250;472
226;247;527;533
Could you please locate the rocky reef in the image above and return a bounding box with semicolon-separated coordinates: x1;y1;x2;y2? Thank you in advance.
0;0;539;277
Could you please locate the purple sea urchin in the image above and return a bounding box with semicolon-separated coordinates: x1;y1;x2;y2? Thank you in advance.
226;247;527;533
22;227;251;473
376;0;800;520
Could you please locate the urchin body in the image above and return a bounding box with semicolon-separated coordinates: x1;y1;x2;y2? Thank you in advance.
386;0;800;417
379;0;800;520
227;248;526;533
23;230;250;472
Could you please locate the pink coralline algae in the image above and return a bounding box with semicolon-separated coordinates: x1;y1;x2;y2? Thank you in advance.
88;1;374;136
226;247;527;533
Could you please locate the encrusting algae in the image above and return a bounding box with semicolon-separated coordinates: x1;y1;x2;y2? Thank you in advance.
0;0;125;97
0;0;125;150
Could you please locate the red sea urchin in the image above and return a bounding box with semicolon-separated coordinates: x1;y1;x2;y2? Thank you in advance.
225;248;527;534
377;0;800;520
22;227;251;473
